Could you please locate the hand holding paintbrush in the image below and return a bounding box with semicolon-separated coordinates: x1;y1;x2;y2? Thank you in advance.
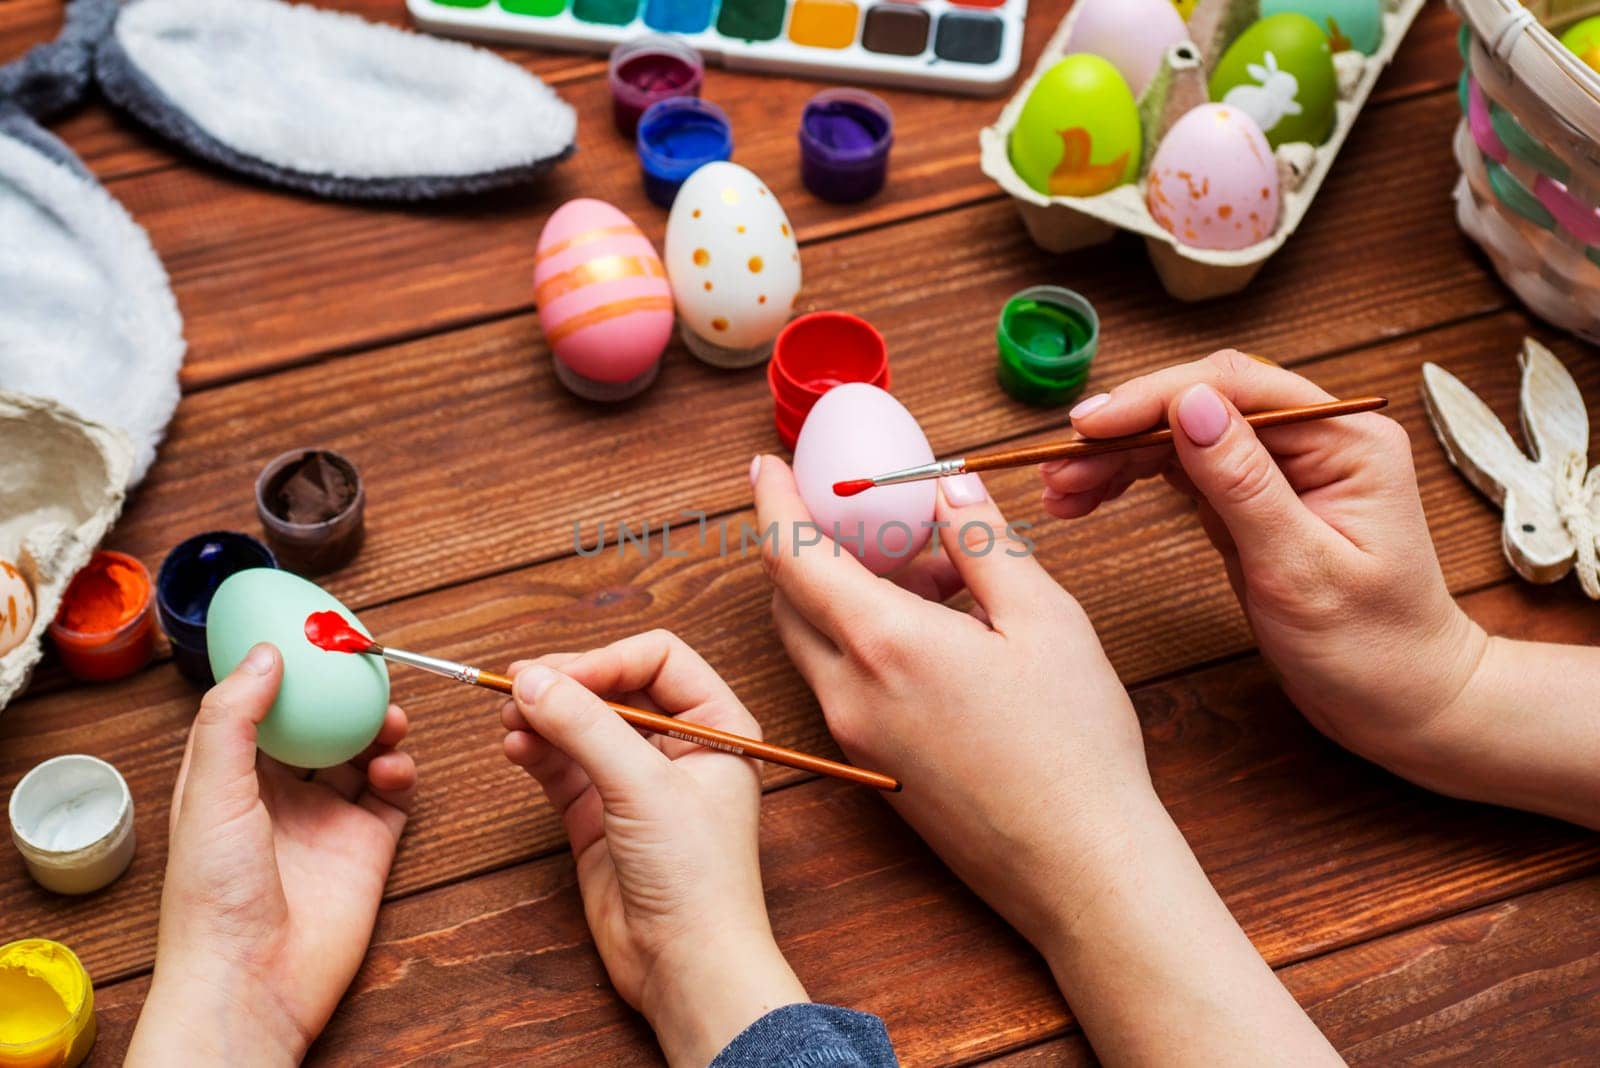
305;612;900;792
832;396;1387;496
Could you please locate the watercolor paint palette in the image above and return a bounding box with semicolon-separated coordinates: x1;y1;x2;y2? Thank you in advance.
408;0;1027;95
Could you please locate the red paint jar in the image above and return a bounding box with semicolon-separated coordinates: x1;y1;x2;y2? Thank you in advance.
48;551;157;683
769;312;891;450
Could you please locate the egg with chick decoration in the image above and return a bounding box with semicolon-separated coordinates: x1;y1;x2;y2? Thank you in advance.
1008;55;1142;199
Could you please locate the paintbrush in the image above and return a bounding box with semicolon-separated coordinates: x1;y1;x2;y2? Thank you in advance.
833;396;1389;496
304;612;900;792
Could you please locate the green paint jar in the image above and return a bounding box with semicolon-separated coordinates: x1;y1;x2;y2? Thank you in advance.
996;286;1097;407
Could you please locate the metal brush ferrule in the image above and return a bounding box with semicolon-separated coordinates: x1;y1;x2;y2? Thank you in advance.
379;646;482;686
870;458;967;487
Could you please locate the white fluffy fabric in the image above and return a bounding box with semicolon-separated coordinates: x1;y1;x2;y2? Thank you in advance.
0;130;184;487
114;0;577;181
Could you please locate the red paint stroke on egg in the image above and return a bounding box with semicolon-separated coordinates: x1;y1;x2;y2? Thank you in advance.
832;479;876;498
305;611;372;654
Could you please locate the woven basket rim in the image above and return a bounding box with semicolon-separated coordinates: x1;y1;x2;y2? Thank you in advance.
1454;0;1600;138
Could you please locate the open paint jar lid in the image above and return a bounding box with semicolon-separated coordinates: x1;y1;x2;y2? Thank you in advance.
609;35;704;139
9;754;135;896
770;312;890;449
47;551;156;684
636;97;733;209
255;448;366;577
156;531;278;685
996;286;1097;407
799;89;894;203
0;939;98;1066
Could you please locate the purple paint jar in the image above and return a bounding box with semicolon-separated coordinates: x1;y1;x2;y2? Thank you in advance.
798;88;894;203
608;35;705;139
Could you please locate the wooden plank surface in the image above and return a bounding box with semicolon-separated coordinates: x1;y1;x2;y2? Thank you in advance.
75;580;1600;1065
982;874;1600;1067
5;1;1599;1063
4;308;1596;985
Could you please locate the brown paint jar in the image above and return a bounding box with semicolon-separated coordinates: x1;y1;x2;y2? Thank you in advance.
255;448;366;576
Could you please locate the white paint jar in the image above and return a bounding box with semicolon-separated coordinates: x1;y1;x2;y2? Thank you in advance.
9;754;136;895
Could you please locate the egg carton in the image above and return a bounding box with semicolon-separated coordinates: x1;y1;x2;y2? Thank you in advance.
979;0;1427;300
0;391;134;712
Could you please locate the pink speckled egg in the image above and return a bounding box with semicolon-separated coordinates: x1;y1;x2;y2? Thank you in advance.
535;199;674;400
1065;0;1190;95
1145;103;1281;251
792;384;935;576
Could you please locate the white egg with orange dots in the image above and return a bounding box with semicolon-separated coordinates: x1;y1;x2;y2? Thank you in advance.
665;161;802;370
1146;103;1281;252
534;198;674;402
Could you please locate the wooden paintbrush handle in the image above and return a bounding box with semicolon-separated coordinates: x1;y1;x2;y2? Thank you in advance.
964;396;1388;471
478;671;900;792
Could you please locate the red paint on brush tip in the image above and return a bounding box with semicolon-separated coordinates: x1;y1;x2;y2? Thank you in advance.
832;479;875;497
304;611;373;654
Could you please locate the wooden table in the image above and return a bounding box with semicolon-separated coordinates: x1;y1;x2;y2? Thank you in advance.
4;1;1598;1063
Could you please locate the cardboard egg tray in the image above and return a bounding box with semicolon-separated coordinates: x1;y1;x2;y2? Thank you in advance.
979;0;1427;300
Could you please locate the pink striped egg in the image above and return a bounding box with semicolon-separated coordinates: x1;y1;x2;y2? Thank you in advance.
534;199;674;390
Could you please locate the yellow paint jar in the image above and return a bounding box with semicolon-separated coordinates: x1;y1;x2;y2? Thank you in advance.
0;941;97;1068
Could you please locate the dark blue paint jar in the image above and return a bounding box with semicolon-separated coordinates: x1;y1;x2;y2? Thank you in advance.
637;97;733;208
156;531;278;685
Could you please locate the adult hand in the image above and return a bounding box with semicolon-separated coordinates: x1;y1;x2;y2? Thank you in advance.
751;455;1340;1066
1041;350;1485;774
751;455;1150;949
501;631;808;1068
127;643;417;1066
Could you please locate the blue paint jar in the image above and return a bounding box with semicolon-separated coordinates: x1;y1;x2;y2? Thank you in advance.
156;531;278;685
636;97;733;208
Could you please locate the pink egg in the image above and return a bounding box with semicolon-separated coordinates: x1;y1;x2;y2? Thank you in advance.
1065;0;1190;95
1146;104;1281;251
534;199;674;387
792;384;936;576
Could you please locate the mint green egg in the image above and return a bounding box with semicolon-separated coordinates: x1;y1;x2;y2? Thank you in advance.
1210;13;1337;147
1008;55;1141;198
206;568;389;768
1262;0;1383;55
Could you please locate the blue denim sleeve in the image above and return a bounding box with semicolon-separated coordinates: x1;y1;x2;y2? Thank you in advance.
709;1003;898;1068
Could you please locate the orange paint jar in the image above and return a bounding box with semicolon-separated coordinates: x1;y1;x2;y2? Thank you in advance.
47;552;156;683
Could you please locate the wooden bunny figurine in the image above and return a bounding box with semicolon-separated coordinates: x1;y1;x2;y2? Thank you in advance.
1422;338;1600;599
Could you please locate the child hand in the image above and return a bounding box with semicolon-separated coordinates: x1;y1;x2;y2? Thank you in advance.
126;644;417;1065
1041;351;1486;773
750;455;1155;953
502;632;808;1068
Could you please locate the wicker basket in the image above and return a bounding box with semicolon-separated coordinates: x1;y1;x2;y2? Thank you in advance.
1453;0;1600;341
